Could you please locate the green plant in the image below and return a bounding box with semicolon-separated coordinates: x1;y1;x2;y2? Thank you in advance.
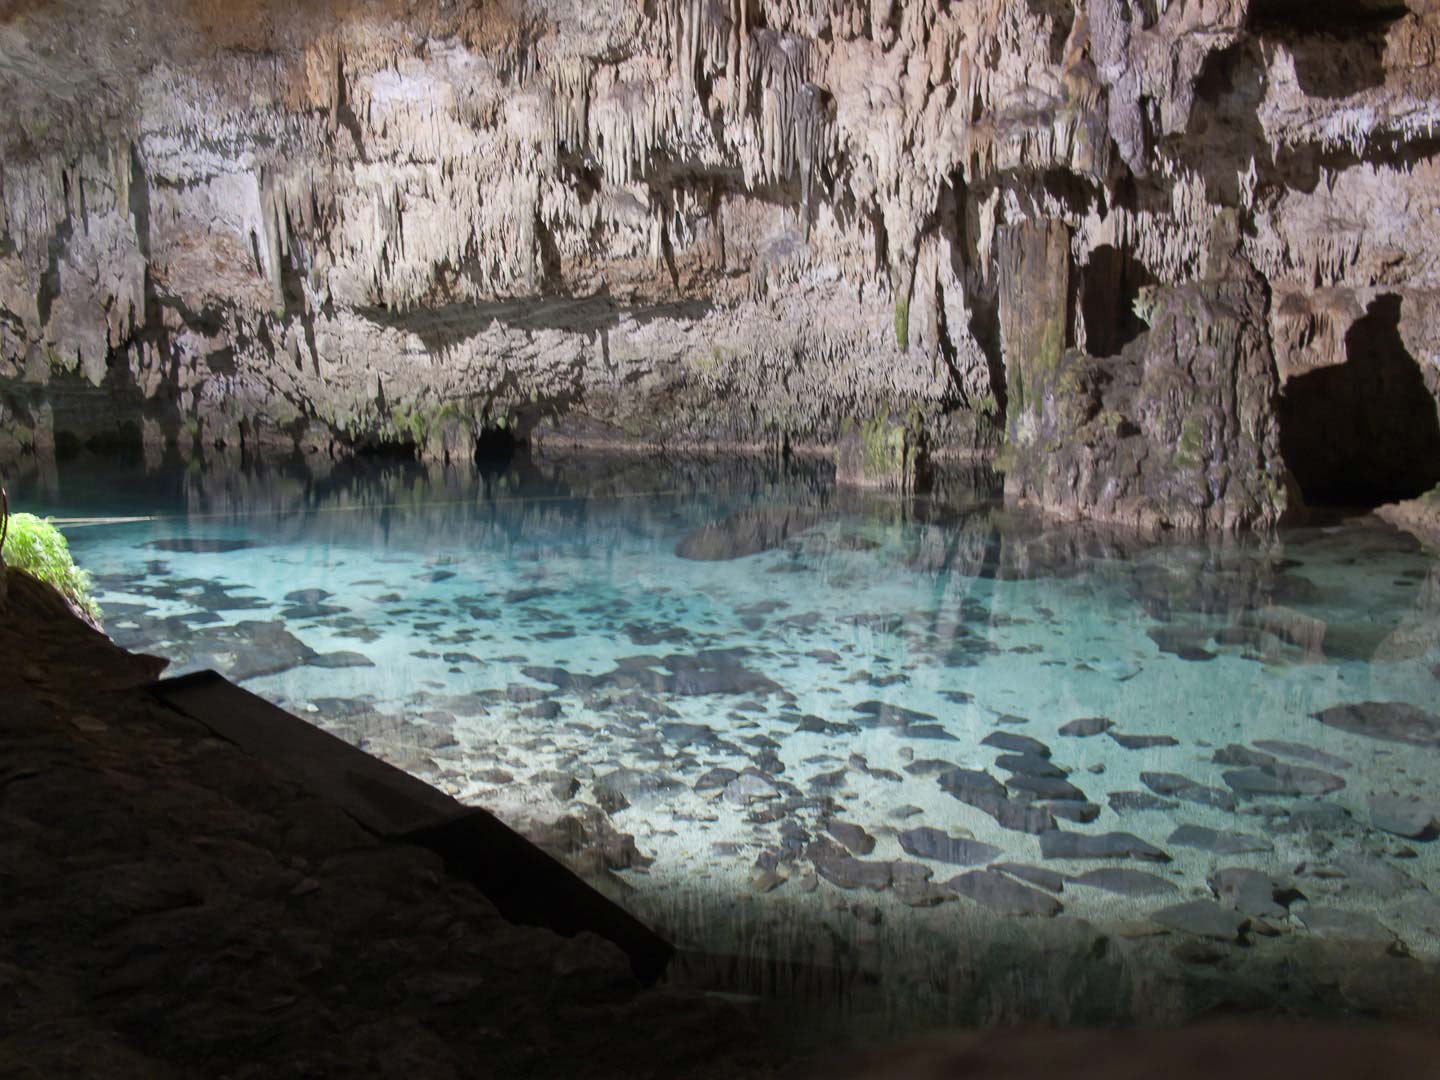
2;512;102;621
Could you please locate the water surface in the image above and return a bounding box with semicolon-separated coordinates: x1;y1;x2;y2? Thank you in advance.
13;451;1440;1033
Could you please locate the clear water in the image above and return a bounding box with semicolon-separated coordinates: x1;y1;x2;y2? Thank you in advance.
12;452;1440;1032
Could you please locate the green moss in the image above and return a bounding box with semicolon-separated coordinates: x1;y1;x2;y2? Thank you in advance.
1174;414;1205;470
860;416;907;483
894;294;910;351
3;513;101;620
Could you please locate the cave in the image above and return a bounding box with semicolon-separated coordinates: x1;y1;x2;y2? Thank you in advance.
1079;244;1154;358
5;0;1440;1074
1279;295;1440;507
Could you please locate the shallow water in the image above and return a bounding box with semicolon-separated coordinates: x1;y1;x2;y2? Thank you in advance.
12;451;1440;1034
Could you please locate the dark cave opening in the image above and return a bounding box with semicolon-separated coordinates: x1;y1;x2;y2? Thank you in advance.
1278;294;1440;507
475;423;522;471
1080;245;1154;359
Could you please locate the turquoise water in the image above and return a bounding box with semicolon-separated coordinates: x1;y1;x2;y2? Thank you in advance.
12;451;1440;1027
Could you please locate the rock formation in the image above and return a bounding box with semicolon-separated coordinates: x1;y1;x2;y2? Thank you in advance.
2;0;1439;530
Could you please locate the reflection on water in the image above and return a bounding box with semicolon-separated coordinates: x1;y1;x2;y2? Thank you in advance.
12;450;1440;1038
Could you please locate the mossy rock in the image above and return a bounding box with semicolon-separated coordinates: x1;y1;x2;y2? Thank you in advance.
2;512;101;621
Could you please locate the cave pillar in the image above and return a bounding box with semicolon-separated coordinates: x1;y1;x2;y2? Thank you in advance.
997;219;1071;442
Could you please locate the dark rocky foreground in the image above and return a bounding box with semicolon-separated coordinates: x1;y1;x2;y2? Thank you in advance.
0;568;796;1079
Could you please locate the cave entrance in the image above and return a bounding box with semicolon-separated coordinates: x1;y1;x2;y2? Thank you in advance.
474;423;522;473
1079;245;1154;358
1278;294;1440;507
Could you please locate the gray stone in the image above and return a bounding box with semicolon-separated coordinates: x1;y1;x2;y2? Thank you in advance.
1223;764;1346;798
1108;732;1180;750
1167;824;1273;855
1208;868;1297;919
1152;900;1249;941
1059;717;1113;737
1253;739;1352;771
1314;701;1440;747
824;819;877;856
944;870;1063;916
1039;831;1170;862
1297;905;1396;944
1108;790;1180;814
994;862;1067;893
897;827;1002;866
1368;794;1440;839
1070;868;1179;897
981;732;1051;757
1140;772;1238;812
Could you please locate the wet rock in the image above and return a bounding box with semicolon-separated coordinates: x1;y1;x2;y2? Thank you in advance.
1327;853;1421;900
1108;790;1180;814
945;870;1063;917
723;773;780;805
890;862;951;907
1369;795;1440;839
1208;868;1299;919
1152;900;1248;941
1140;772;1238;812
891;805;924;820
903;724;958;741
503;587;559;604
281;603;349;620
1297;905;1396;944
806;839;891;891
694;768;739;796
897;827;1002;866
852;700;939;727
824;820;876;856
1168;824;1272;855
593;768;682;814
981;732;1051;757
1040;831;1170;862
1070;868;1179;897
1045;801;1102;824
937;767;1056;833
1147;625;1218;662
994;752;1066;778
1108;732;1180;750
904;758;960;777
1210;744;1278;767
308;650;376;669
284;588;334;604
994;863;1066;893
1006;775;1086;802
1252;740;1352;771
1314;701;1440;747
1223;764;1345;798
796;715;861;735
1059;717;1113;737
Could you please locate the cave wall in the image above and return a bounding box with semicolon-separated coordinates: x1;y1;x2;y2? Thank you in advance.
1;0;1439;528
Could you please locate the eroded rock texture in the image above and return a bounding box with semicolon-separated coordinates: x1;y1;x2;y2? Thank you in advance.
2;0;1439;526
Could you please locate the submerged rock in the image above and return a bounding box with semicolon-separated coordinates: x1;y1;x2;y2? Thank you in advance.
1152;900;1249;942
897;828;1002;866
1039;831;1170;862
1222;764;1345;798
1059;717;1114;738
1070;868;1178;897
945;870;1062;917
1314;702;1440;747
1167;824;1272;855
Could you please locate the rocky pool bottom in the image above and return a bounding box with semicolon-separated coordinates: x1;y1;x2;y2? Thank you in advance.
11;449;1440;1037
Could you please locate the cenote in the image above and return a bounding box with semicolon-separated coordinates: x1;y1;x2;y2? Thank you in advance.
12;449;1440;1040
